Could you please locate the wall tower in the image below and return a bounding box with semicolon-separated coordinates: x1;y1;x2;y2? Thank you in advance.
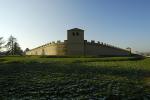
67;28;85;55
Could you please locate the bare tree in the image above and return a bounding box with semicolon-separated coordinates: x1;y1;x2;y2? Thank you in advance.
24;48;30;52
6;35;23;55
6;35;16;55
14;42;23;55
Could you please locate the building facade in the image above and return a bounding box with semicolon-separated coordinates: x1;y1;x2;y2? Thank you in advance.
26;28;131;56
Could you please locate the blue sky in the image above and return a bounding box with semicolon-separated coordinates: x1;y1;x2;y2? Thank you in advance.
0;0;150;52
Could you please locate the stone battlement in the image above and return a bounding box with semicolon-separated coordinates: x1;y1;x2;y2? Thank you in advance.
26;28;131;56
30;40;67;51
84;40;128;52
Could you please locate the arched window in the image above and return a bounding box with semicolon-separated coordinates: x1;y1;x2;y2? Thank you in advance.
76;32;79;36
42;49;45;55
72;32;75;36
35;51;37;55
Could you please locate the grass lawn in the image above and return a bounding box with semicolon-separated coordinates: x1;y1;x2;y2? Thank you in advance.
0;56;150;99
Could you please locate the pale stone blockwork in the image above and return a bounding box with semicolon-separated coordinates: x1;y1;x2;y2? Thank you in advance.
26;28;131;56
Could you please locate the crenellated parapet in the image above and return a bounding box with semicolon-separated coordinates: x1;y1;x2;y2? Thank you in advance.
28;40;67;51
84;40;129;52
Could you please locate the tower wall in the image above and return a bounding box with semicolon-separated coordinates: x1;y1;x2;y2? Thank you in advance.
67;28;85;55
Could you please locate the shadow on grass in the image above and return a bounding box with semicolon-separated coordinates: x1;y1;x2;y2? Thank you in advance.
72;57;145;63
0;60;149;79
0;60;150;99
0;58;6;63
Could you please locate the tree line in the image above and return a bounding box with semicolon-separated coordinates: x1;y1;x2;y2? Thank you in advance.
0;35;26;55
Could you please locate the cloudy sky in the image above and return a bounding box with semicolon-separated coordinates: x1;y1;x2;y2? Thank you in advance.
0;0;150;52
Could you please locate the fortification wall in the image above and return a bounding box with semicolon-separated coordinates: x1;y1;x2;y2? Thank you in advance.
26;41;67;56
84;40;130;56
26;40;130;56
67;42;85;55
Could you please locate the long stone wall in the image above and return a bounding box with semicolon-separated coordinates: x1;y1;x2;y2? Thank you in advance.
26;41;67;56
26;40;130;56
84;40;130;56
26;28;131;56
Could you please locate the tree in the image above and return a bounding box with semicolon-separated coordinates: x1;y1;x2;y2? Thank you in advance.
6;35;23;55
23;48;30;55
14;42;23;55
6;35;16;55
0;37;5;52
24;48;30;52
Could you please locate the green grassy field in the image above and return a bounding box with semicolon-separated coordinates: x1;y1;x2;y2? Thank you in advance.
0;56;150;99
